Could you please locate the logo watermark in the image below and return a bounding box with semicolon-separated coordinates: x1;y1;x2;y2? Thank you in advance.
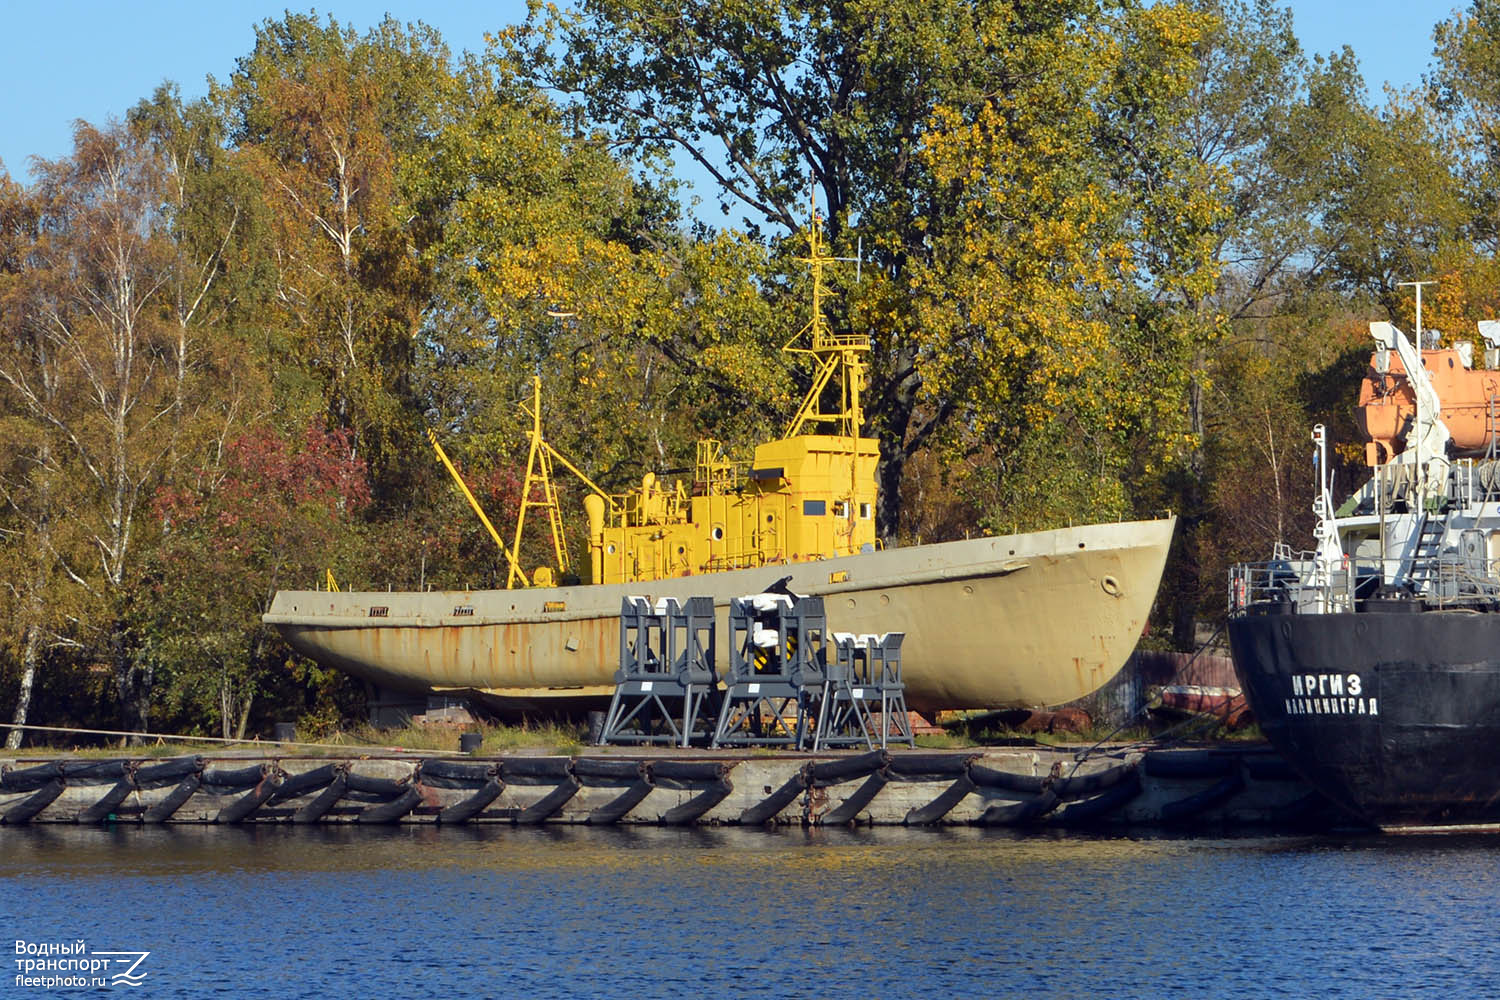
14;939;150;989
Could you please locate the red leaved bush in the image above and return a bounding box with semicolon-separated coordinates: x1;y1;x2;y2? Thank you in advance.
156;422;371;531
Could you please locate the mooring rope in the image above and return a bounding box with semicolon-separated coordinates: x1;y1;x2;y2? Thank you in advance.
0;723;468;756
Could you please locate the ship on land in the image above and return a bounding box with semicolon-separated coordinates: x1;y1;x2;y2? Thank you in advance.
1229;306;1500;830
265;219;1175;717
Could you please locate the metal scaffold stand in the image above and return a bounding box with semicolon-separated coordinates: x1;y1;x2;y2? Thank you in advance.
597;596;718;747
711;594;829;748
812;632;915;750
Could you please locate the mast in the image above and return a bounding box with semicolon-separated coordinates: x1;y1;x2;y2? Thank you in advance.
1397;280;1437;499
782;210;869;440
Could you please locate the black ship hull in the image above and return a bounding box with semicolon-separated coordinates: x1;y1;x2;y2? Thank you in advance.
1228;607;1500;830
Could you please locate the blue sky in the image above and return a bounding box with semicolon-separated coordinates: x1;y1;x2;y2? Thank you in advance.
0;0;1458;206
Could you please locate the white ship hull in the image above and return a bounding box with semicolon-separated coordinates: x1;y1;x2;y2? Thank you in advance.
264;517;1174;711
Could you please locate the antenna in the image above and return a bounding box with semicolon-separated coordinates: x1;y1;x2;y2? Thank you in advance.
1398;280;1436;363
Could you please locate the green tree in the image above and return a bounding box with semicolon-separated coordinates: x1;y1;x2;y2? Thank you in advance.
140;422;370;738
525;0;1227;542
415;46;793;555
216;13;455;502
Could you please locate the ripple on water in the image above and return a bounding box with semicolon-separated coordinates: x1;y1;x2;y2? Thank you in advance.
5;826;1499;999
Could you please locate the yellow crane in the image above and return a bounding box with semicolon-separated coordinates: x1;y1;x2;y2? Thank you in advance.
428;376;616;590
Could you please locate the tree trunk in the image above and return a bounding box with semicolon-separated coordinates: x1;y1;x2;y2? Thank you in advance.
234;693;254;742
5;623;40;750
1171;367;1207;651
872;346;922;541
112;620;149;745
220;666;233;741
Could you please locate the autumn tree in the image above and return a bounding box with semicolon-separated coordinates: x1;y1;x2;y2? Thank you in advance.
523;0;1228;543
410;45;795;581
0;124;183;737
0;169;72;748
140;423;370;738
216;13;455;502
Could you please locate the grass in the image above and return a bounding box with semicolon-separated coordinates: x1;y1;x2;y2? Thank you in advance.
913;732;976;749
322;720;588;756
4;718;591;759
21;740;216;760
6;711;1264;761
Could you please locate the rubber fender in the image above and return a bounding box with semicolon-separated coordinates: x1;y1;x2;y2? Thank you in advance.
356;785;423;824
201;762;271;789
1142;749;1235;779
976;789;1061;827
888;753;978;781
269;763;344;803
292;775;348;824
1244;755;1301;782
143;775;201;822
1051;762;1136;798
1050;770;1143;827
61;759;132;784
810;749;889;785
420;759;496;786
78;781;138;824
659;779;733;826
216;773;283;824
2;779;65;824
573;758;647;783
1160;770;1246;824
502;757;575;784
820;771;888;825
904;773;979;825
438;777;506;824
587;780;655;824
514;776;581;824
968;764;1047;794
649;760;731;789
738;771;807;825
344;771;412;799
0;760;65;792
134;756;203;787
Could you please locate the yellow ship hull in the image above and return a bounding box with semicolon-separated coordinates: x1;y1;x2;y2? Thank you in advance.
264;517;1174;712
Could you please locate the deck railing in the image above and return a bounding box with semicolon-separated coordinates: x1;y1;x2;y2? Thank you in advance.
1228;551;1500;616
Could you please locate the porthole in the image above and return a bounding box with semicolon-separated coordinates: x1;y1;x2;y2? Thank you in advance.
712;526;724;541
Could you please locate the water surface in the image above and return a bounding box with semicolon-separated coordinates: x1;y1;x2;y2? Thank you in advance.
4;825;1498;998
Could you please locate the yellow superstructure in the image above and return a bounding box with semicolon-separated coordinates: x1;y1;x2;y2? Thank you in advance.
583;214;880;584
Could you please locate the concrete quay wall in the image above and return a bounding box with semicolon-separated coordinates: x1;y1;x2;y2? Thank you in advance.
0;745;1339;831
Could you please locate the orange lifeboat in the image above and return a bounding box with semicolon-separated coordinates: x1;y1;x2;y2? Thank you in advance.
1358;344;1500;466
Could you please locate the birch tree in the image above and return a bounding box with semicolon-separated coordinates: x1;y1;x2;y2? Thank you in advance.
0;123;177;738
